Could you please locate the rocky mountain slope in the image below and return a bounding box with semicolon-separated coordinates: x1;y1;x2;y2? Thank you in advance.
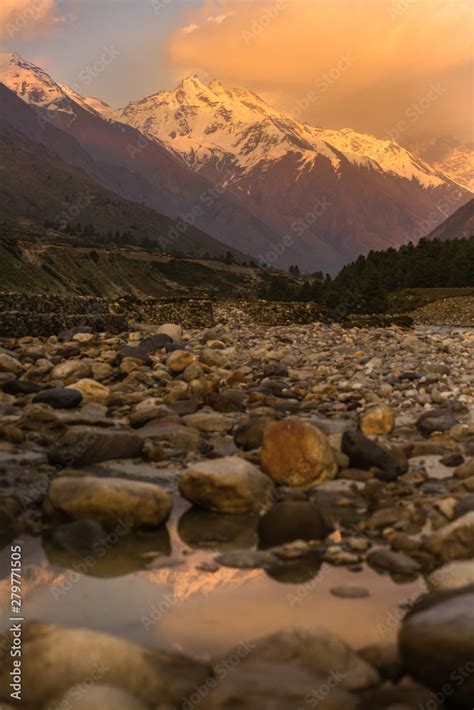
404;135;474;192
0;114;246;261
0;53;277;263
425;198;474;242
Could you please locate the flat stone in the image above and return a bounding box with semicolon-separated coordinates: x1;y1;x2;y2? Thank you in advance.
222;627;380;691
33;387;83;410
48;426;143;466
157;323;182;342
330;586;370;598
261;418;337;488
179;456;273;513
47;476;172;528
367;548;420;577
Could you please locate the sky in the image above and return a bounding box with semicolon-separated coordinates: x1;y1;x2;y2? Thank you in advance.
0;0;472;143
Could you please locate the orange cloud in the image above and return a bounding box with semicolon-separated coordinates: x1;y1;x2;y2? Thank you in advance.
166;0;473;141
0;0;70;39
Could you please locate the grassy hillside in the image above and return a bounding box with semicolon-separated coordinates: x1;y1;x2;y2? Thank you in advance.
0;220;302;299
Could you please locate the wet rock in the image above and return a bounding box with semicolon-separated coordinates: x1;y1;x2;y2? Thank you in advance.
0;353;22;374
45;684;148;710
178;508;258;550
341;430;403;476
166;349;196;373
399;587;474;706
204;660;358;709
367;548;421;577
224;627;380;691
48;427;143;466
358;643;402;682
68;378;110;405
33;387;83;410
179;456;273;513
360;405;395;436
139;333;172;353
257;500;329;548
51;359;92;383
330;586;370;599
47;476;172;528
0;622;209;707
2;378;42;395
217;549;277;569
428;560;474;592
233;416;273;450
416;408;457;436
424;511;474;561
261;418;337;488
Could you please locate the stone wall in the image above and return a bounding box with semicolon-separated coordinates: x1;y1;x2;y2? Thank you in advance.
0;294;324;338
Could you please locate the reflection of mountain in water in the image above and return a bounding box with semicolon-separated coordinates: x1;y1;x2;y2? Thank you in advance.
140;555;262;601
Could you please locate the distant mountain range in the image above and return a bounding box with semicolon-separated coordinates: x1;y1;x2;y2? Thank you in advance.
403;135;474;193
0;52;471;273
425;198;474;242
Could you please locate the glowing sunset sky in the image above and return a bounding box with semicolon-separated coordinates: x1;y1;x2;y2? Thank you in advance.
1;0;472;142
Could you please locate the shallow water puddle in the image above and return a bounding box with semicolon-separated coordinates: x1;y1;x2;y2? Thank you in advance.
0;513;426;659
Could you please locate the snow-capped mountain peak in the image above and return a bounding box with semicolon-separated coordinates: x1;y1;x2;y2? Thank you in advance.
114;74;450;189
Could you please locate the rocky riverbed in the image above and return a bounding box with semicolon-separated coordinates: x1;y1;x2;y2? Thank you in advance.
0;306;473;708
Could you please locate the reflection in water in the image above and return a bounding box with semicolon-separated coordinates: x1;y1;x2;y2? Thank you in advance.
0;513;427;659
178;508;258;551
42;520;171;578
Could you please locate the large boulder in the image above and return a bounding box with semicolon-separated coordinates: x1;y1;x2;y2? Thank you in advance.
261;419;337;488
399;587;474;706
51;359;92;383
222;627;380;691
428;560;474;592
179;456;273;513
48;426;143;466
47;476;171;528
45;684;147;709
33;387;83;409
0;622;209;707
204;660;358;709
341;430;404;476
